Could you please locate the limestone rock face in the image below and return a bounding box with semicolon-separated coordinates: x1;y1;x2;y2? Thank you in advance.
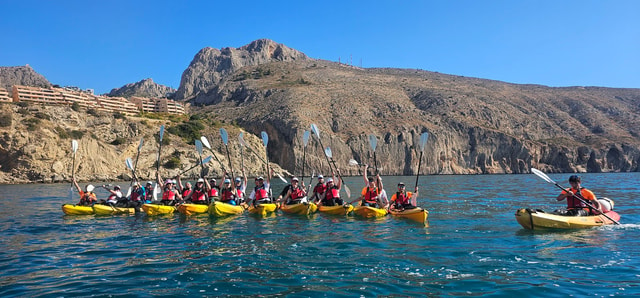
175;39;308;101
107;78;176;98
0;65;51;90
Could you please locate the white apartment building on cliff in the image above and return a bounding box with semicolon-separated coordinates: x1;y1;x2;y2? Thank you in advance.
8;85;186;115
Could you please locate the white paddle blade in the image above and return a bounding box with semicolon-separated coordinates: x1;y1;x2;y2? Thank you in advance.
324;147;332;158
220;128;229;145
126;186;132;198
303;130;310;147
344;184;351;198
369;134;378;151
348;159;359;166
277;173;287;183
200;136;211;149
531;168;555;184
153;183;159;201
238;132;245;147
159;125;165;141
310;124;320;138
195;140;203;155
419;132;429;151
261;131;269;147
71;140;78;153
138;138;144;150
125;158;134;170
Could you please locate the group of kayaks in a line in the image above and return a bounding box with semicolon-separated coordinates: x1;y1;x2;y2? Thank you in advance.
61;125;622;230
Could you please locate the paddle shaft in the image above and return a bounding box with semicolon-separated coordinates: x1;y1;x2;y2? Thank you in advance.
414;150;424;190
224;144;235;179
70;147;77;186
329;158;350;198
301;145;307;184
156;134;163;174
553;183;620;225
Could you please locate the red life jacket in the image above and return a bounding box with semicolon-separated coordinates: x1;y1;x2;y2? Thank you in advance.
162;189;175;201
236;187;244;199
221;188;236;202
395;191;409;205
191;189;206;202
182;189;192;199
254;185;268;200
363;187;378;204
326;186;340;200
290;186;305;200
567;188;588;209
208;187;219;198
130;190;142;202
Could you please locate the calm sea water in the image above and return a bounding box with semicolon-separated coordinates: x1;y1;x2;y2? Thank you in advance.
1;173;639;297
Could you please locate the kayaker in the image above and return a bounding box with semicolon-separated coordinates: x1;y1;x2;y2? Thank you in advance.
555;175;601;216
157;174;182;206
183;178;208;204
389;182;418;211
277;178;294;204
219;178;239;205
311;175;327;203
128;181;146;210
317;175;343;206
249;176;271;207
282;177;307;205
350;176;381;207
144;181;154;202
207;178;220;200
235;169;248;204
176;176;192;199
101;184;124;207
72;177;97;206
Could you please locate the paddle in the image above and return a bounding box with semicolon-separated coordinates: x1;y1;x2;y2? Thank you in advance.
301;130;310;184
413;132;429;205
219;128;235;179
324;146;351;198
238;132;245;175
125;158;135;198
175;155;213;177
369;134;379;175
310;124;335;176
261;131;273;200
153;125;165;201
531;168;620;225
200;135;227;174
195;139;205;177
68;139;78;200
237;132;286;183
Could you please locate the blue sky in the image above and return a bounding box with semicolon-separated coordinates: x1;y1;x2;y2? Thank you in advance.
2;1;639;94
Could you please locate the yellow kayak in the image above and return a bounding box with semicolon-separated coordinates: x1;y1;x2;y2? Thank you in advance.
142;203;176;216
318;204;354;216
515;208;621;230
62;204;94;215
389;207;429;225
353;206;388;218
177;203;209;216
248;203;277;217
93;204;136;215
209;201;246;217
280;202;318;215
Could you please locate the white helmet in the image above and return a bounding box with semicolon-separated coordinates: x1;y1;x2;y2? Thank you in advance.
86;184;95;192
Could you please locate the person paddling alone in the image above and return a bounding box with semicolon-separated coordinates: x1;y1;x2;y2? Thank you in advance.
555;175;601;216
389;182;418;211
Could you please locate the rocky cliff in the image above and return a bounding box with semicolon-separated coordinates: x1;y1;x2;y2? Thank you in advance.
107;78;176;98
175;39;308;102
0;103;281;184
0;65;51;90
183;56;640;175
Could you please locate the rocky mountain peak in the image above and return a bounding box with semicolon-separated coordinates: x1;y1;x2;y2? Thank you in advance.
175;39;308;100
107;78;176;98
0;65;51;90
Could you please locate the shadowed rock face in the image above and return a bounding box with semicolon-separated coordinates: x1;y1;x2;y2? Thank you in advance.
184;55;640;175
175;39;308;101
0;65;51;90
107;78;176;98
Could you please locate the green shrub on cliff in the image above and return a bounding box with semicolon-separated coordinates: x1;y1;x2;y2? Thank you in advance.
167;120;204;142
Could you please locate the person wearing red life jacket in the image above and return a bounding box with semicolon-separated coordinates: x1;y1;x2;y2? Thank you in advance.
317;172;344;207
282;177;307;205
311;175;327;203
183;178;208;205
72;177;97;206
176;176;192;199
218;178;239;205
234;170;248;204
249;176;271;207
206;178;220;201
555;175;601;216
157;173;182;206
389;182;418;211
128;181;146;211
100;184;124;207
